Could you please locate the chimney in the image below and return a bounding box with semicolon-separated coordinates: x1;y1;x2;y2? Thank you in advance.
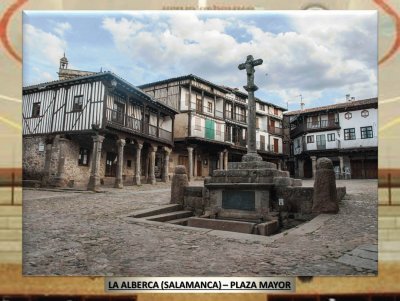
346;94;351;101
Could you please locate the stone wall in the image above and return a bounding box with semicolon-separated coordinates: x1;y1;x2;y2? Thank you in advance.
22;136;47;180
23;135;142;188
272;186;347;215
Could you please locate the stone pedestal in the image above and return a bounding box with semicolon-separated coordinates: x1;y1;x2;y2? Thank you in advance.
171;165;189;205
312;157;339;214
114;139;126;188
87;134;105;191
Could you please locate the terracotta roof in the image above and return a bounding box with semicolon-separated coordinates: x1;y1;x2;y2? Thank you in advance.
284;97;378;116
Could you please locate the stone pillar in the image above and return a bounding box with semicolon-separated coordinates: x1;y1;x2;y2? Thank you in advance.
223;149;229;170
298;159;304;178
87;134;105;191
144;153;149;182
193;149;198;178
310;156;317;179
312;157;339;213
187;146;193;181
162;147;172;183
114;139;126;188
135;142;143;185
277;162;282;170
219;152;224;170
170;165;189;205
148;145;157;185
338;156;344;179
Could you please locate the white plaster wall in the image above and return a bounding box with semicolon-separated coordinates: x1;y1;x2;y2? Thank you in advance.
339;108;378;149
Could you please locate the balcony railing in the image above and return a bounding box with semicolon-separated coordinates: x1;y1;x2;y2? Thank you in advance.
306;119;339;130
192;125;225;142
268;126;283;135
106;108;172;142
226;112;246;123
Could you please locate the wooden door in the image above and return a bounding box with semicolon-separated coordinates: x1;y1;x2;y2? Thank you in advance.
273;138;279;153
197;160;202;176
105;152;117;177
178;155;189;176
364;160;378;179
270;119;275;129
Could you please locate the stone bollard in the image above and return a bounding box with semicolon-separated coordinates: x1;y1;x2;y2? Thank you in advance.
312;157;339;213
170;165;189;205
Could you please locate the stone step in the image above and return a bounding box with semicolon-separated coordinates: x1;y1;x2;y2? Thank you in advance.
166;217;190;226
146;210;193;222
131;204;182;218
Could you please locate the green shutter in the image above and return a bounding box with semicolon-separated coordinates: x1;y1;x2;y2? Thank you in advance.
205;119;215;140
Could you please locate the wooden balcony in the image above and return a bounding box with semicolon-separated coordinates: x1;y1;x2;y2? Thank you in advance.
268;126;283;136
106;108;172;143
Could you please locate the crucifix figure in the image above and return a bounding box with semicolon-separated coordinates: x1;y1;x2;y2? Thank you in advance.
238;55;263;162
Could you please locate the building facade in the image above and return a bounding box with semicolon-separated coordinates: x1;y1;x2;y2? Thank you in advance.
22;58;177;190
285;98;378;179
139;75;287;179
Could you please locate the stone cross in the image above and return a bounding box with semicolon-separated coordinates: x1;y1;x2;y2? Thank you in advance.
238;55;263;162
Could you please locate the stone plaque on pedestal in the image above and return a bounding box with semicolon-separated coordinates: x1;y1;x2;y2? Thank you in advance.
222;190;255;211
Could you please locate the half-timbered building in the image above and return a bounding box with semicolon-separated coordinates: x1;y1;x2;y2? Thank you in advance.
23;57;177;190
284;97;378;179
139;74;287;179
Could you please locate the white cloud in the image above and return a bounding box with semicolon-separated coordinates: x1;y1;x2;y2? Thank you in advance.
53;22;72;37
24;23;67;66
102;12;376;106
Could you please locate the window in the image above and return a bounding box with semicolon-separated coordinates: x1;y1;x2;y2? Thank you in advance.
259;103;265;111
32;102;41;117
127;160;132;168
344;128;356;140
78;148;90;166
361;126;373;139
327;133;335;141
307;135;314;143
207;102;213;113
256;117;260;129
226;102;232;119
196;96;202;112
73;95;84;111
344;112;352;120
361;110;369;118
274;108;279;115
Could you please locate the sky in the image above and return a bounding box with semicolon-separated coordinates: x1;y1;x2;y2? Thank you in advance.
23;10;377;111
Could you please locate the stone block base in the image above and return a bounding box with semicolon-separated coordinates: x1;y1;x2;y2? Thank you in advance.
256;220;279;236
187;217;256;234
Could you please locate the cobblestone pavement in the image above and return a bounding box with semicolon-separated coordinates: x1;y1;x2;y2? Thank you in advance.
23;180;377;276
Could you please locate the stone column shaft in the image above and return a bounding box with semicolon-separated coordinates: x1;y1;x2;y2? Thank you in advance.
193;149;197;178
187;147;193;181
135;142;143;185
311;156;317;179
114;139;126;188
298;159;304;178
162;147;171;183
224;150;229;170
87;134;105;191
219;152;224;170
149;145;157;184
